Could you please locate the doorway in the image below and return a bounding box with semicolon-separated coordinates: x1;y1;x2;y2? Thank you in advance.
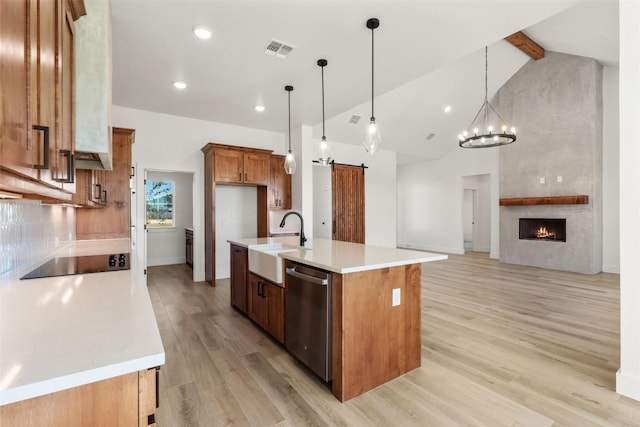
462;174;491;253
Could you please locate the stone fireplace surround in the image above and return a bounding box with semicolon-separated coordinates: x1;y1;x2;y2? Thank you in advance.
497;52;603;274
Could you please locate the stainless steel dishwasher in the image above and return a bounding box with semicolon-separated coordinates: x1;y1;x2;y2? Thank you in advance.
285;262;332;382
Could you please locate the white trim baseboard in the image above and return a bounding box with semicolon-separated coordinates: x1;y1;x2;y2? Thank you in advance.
617;369;640;402
603;264;620;274
147;257;186;267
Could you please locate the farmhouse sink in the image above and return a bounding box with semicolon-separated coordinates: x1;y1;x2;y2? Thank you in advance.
248;244;298;284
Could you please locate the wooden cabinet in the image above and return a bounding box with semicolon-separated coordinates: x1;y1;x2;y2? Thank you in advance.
268;155;292;210
247;272;284;343
76;128;133;239
230;245;248;312
72;168;106;207
201;143;272;284
0;368;159;427
213;147;270;185
0;0;85;201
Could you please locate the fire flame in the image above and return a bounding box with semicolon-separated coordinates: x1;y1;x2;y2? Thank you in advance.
536;226;556;239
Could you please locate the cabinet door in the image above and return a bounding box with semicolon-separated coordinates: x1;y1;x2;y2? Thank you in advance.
244;152;269;185
247;273;265;325
58;0;76;192
263;281;284;343
230;245;248;313
0;0;38;180
268;155;291;210
214;149;244;183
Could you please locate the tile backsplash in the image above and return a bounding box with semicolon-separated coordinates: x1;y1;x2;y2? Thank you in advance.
0;200;75;276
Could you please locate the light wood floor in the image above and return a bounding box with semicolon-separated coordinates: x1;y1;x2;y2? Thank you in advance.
147;254;640;426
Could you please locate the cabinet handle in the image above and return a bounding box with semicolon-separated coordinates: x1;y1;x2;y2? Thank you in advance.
333;220;336;234
103;190;108;204
239;172;242;181
58;150;74;183
32;125;50;169
95;184;102;199
258;282;263;297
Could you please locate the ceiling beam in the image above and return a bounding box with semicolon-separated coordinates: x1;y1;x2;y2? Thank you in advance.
505;31;545;60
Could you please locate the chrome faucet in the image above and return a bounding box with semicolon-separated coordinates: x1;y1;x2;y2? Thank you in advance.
279;211;307;247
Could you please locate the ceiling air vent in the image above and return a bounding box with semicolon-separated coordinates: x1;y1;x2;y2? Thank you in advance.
264;39;295;59
349;115;361;124
425;133;436;141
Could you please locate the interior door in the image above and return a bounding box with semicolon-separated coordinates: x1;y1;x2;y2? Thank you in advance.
331;164;365;243
463;188;475;252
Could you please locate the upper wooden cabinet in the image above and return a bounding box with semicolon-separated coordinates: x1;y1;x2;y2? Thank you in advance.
76;128;133;239
206;144;270;186
268;155;292;210
0;0;85;200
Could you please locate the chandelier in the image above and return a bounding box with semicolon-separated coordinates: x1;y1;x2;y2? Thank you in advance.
458;46;516;148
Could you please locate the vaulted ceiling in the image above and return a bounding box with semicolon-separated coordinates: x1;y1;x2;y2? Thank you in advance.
111;0;619;163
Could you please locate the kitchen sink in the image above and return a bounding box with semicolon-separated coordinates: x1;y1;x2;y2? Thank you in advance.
248;244;298;284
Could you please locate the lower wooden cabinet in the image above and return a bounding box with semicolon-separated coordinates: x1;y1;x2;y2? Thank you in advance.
247;272;284;343
0;368;159;427
230;244;248;313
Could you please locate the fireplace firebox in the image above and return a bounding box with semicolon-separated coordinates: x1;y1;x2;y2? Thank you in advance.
519;218;566;242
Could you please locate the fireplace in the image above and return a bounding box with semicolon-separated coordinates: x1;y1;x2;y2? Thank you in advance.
519;218;566;242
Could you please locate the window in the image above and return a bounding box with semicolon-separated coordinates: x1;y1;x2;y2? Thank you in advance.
146;180;174;227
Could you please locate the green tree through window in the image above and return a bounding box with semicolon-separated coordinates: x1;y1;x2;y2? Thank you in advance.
146;180;174;227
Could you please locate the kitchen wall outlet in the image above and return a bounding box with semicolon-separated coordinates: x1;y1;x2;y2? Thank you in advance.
557;175;563;183
392;288;401;307
539;177;546;184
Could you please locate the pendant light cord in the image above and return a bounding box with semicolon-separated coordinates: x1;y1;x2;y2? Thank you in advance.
288;90;291;150
371;25;375;121
321;65;326;138
484;46;488;103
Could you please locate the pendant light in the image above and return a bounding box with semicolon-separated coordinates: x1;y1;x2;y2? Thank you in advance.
317;59;331;166
363;17;381;154
283;85;296;174
458;46;516;148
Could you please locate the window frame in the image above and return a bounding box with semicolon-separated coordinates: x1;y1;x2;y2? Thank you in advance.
145;180;176;229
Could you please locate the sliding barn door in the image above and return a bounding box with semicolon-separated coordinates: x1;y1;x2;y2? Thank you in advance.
332;164;365;243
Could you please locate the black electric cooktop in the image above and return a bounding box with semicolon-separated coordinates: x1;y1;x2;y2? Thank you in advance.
20;253;130;280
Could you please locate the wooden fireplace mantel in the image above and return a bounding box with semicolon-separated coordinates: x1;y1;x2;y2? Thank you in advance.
499;195;589;206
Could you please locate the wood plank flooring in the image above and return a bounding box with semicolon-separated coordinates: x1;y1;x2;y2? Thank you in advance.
147;253;640;426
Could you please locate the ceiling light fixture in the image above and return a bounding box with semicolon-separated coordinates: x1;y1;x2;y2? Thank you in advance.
317;59;331;166
283;85;296;175
458;46;516;148
444;106;452;113
172;81;187;89
254;105;265;112
192;26;212;39
363;17;381;154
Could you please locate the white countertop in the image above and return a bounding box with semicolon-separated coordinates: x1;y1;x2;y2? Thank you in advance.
228;237;447;274
0;239;165;406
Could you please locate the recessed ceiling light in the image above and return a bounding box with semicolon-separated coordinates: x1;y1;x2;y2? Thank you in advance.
193;26;212;39
444;105;452;113
173;81;187;89
254;105;265;112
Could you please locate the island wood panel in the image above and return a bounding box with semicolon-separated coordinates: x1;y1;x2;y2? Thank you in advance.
0;372;139;426
139;368;158;426
230;244;248;312
76;128;133;239
499;195;588;206
332;263;422;402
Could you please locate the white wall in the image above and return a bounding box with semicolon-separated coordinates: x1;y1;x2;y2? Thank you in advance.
617;0;640;402
112;105;285;282
146;171;193;267
397;147;499;257
215;186;257;278
602;65;620;273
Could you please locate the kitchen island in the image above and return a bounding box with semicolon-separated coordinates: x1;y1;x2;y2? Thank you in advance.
228;236;447;402
0;239;164;425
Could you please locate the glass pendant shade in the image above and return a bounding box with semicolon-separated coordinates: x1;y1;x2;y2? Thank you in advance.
363;119;381;154
318;136;331;166
284;149;296;174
